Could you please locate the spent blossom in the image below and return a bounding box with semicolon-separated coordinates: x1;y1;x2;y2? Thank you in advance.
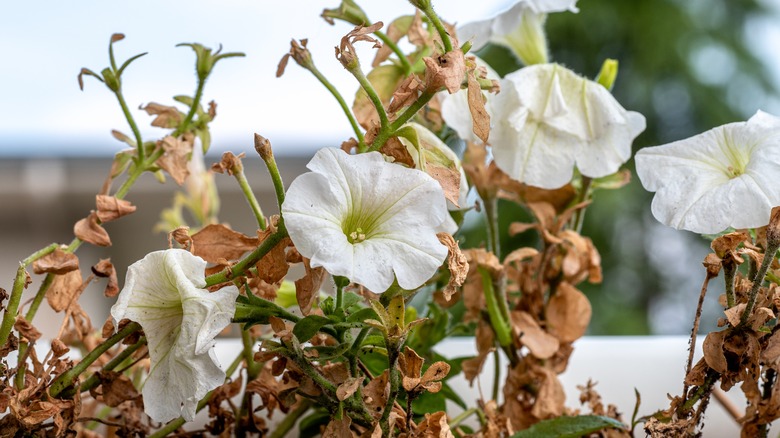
636;110;780;234
490;63;645;189
110;249;239;423
281;147;453;292
457;0;578;65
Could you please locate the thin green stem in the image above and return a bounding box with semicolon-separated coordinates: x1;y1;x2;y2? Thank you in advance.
351;65;389;129
491;349;500;401
259;151;286;210
367;90;436;153
740;239;780;326
480;268;511;348
484;196;501;259
241;329;261;380
308;66;365;147
380;353;401;437
375;31;413;75
449;407;479;429
50;322;141;397
114;90;145;162
349;327;370;376
0;244;59;346
268;400;313;438
79;337;147;393
24;273;54;322
234;170;266;230
174;78;206;137
419;2;453;52
571;176;593;233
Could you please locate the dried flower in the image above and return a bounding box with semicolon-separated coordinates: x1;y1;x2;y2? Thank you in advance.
281;148;452;292
491;63;645;189
110;249;239;423
636;110;780;234
440;58;500;144
457;0;578;65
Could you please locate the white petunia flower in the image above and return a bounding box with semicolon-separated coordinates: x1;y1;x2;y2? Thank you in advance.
636;110;780;234
281;147;451;292
111;249;239;423
491;63;645;189
458;0;578;65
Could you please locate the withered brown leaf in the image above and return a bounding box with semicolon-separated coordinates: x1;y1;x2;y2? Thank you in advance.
95;195;136;223
511;311;560;360
545;282;592;343
192;224;259;263
141;102;183;129
437;233;468;301
32;249;79;275
156;135;194;185
423;49;465;94
74;212;112;247
295;258;326;316
467;71;490;144
92;258;119;297
48;269;83;313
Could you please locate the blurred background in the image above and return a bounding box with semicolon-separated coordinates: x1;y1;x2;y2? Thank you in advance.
1;0;779;336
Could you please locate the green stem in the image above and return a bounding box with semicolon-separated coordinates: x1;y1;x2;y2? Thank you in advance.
484;196;501;259
380;352;401;437
174;78;206;137
479;268;512;348
375;31;413;75
79;337;147;393
367;90;435;153
114;90;145;162
680;370;719;413
449;407;479;429
349;327;370;376
492;349;501;401
50;322;141;397
24;273;54;322
351;65;389;129
259;151;286;210
419;2;453;52
234;169;266;230
740;238;780;326
241;329;261;380
308;66;365;147
205;226;288;287
0;243;59;347
571;176;592;233
268;400;313;438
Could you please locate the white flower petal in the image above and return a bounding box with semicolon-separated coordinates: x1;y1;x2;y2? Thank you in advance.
282;148;450;292
110;249;238;423
636;111;780;234
491;64;644;188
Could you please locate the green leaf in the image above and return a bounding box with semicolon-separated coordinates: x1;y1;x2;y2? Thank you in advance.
306;342;351;360
298;409;330;438
510;415;627;438
292;315;331;342
439;381;467;410
347;307;378;323
412;390;446;415
341;291;362;310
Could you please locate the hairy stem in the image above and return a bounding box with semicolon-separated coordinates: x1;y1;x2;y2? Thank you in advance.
682;272;714;404
79;337;147;393
740;238;780;326
114;90;145;162
351;64;389;130
234;169;266;230
308;66;365;147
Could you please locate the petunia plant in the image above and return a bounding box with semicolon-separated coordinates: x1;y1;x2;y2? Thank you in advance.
2;1;778;437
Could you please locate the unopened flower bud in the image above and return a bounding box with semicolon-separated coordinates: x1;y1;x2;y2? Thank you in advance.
321;0;370;26
101;67;120;92
254;133;274;161
596;59;619;91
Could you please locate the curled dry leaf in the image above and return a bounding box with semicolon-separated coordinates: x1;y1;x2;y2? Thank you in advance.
511;311;560;360
423;49;466;94
336;22;383;68
364;370;389;414
437;233;468;301
141;102;183;129
191;224;259;263
530;367;566;420
545;282;592;343
466;70;490;143
323;416;353;438
14;316;41;342
74;212;111;247
32;249;79;275
168;226;192;250
295;258;326;316
711;231;749;258
702;330;728;373
336;377;363;401
387;75;423;115
399;346;425;391
51;339;69;357
427;163;462;206
724;303;746;328
95;195;136;223
416;411;454;438
211;151;245;175
48;269;83;313
94;370;140;407
91;258;119;297
379;135;416;167
157;135;194;185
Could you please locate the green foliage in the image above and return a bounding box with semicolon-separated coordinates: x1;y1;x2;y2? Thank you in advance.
510;415;627;438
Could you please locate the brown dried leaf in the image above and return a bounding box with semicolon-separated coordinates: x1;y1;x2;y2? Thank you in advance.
32;249;79;275
256;232;292;284
417;411;454;438
702;330;728;373
420;361;450;386
95;195;136;223
545;282;592;343
724;303;746;328
364;370;389;413
192;224;259;263
711;231;749;258
336;22;383;68
14;316;41;342
372;15;412;67
763;330;780;366
157;135;194;185
437;233;468;301
467;71;490;143
511;311;560;359
399;346;425;391
74;212;111;247
427;163;462;206
531;367;566;419
92;258;119;297
48;269;83;312
96;370;140;407
387;75;423;115
423;49;465;94
211;151;245;176
379;135;415;167
323;416;353;438
336;377;363;401
295;258;326;316
51;339;69;357
141;102;182;129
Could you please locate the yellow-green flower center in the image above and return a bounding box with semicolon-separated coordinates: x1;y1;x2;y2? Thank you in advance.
342;207;383;245
720;130;751;178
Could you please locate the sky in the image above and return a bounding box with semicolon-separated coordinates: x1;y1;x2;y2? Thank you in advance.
0;0;513;158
